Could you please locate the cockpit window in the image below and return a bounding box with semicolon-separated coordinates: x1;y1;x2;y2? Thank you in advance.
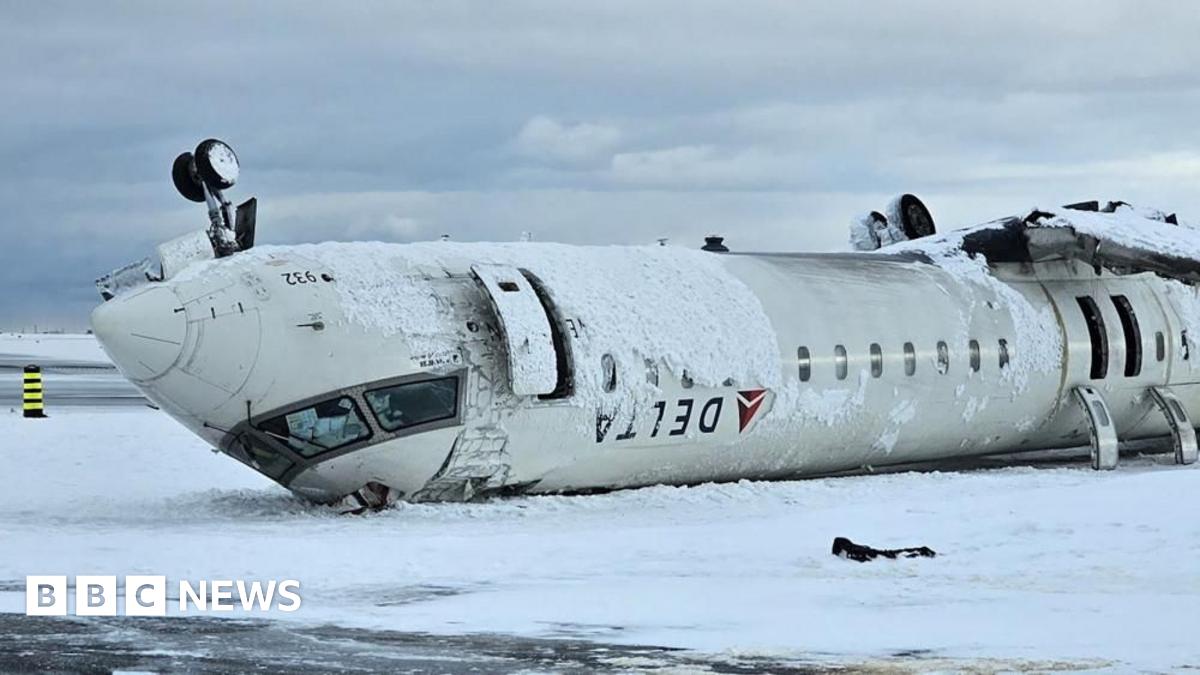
365;377;459;432
231;434;294;480
257;396;371;458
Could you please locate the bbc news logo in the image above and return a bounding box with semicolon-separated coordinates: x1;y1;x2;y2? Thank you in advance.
26;576;301;616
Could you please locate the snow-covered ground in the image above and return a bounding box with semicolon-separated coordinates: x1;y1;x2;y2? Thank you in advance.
0;334;140;405
2;404;1198;672
0;333;109;364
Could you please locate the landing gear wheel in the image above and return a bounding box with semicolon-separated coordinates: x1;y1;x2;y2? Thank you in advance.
897;194;935;239
171;152;206;203
194;138;240;190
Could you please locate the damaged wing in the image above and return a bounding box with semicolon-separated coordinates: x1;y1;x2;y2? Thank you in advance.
890;200;1200;284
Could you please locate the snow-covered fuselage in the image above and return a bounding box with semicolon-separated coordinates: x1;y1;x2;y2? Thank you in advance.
90;223;1200;504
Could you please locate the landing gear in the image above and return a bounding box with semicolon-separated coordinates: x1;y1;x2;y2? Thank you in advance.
1072;385;1118;470
336;481;402;515
171;153;206;203
1147;386;1199;465
168;139;255;259
193;139;239;190
895;193;936;239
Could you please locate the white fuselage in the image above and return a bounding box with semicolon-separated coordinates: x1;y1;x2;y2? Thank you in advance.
90;240;1200;502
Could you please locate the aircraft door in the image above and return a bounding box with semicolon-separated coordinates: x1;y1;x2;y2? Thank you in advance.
470;264;571;397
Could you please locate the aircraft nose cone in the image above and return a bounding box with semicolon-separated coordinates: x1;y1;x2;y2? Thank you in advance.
91;286;187;381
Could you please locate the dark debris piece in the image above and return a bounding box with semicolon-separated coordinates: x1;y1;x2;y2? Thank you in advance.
832;537;937;562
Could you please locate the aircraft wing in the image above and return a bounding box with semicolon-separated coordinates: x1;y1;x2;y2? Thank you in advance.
896;204;1200;284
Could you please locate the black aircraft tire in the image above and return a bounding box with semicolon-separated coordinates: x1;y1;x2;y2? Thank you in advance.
171;152;206;203
898;194;935;239
194;138;238;190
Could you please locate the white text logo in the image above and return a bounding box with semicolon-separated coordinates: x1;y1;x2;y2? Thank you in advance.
26;576;301;616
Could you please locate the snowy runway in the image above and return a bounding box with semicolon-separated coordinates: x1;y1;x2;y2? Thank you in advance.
1;407;1198;672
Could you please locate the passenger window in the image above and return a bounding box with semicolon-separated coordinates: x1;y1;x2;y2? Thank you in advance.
601;354;617;392
969;339;980;372
903;342;916;376
258;396;371;458
869;343;883;378
834;345;848;380
645;358;660;387
998;339;1010;369
1156;332;1166;362
936;341;950;374
1183;331;1190;361
365;377;459;432
798;346;811;382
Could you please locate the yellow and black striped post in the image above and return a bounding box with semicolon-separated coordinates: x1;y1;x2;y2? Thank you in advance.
23;365;46;418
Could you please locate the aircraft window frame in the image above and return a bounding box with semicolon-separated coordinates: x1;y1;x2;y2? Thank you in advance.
869;343;883;378
229;369;469;486
903;342;916;376
797;346;811;382
364;376;461;433
998;338;1010;369
256;396;373;459
936;341;950;375
968;339;981;373
229;433;295;480
1156;331;1166;362
834;345;848;380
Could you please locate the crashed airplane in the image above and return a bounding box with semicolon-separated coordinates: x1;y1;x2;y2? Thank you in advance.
91;139;1200;509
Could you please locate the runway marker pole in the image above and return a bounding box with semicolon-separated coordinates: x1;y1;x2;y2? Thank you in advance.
23;365;46;418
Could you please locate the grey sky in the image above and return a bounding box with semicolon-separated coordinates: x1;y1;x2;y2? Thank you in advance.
4;1;1200;330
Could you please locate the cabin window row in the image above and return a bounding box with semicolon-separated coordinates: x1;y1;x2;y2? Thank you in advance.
796;339;1011;382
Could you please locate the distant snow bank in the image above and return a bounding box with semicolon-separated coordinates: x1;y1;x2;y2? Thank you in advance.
0;333;109;364
1;407;1197;670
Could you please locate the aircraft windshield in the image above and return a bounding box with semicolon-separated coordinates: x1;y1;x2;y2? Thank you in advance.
231;434;294;480
364;377;458;432
257;396;371;458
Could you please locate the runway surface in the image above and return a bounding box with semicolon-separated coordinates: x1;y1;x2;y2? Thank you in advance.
0;613;843;674
0;351;143;407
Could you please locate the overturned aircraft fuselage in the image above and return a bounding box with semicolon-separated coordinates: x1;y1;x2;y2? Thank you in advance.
89;144;1200;506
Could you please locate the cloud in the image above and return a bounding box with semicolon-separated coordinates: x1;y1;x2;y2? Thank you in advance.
609;145;805;189
1;1;1199;329
513;116;622;165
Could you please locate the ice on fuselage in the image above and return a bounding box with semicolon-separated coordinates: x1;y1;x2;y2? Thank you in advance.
175;240;785;411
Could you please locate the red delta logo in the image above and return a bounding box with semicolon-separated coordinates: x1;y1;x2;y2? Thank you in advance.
736;389;768;432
